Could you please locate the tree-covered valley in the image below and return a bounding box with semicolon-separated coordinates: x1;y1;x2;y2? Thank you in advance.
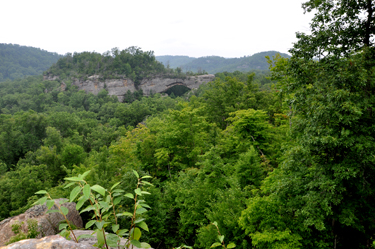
1;0;375;248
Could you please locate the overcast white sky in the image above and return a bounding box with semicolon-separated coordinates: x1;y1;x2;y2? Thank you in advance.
1;0;314;58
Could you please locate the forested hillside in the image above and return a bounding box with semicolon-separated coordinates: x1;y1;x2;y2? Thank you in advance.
1;0;374;248
155;55;196;69
156;51;290;73
45;47;168;86
0;43;61;82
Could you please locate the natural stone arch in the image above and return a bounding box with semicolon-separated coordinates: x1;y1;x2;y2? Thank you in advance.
160;81;190;92
161;83;192;96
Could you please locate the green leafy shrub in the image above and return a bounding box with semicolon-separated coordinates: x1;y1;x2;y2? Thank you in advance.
6;219;40;245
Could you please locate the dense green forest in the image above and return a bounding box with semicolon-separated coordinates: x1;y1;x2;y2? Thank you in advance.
156;51;291;73
0;44;61;82
1;0;375;248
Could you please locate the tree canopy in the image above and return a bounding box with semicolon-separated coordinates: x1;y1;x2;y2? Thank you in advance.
291;0;375;59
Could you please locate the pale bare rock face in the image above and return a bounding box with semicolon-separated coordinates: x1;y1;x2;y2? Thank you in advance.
44;74;215;101
1;231;150;249
0;199;83;247
0;235;95;249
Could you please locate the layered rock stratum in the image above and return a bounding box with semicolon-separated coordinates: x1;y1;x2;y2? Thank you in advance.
44;74;215;101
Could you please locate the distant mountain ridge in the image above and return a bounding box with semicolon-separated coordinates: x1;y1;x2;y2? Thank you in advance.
0;44;290;83
156;51;291;73
0;43;62;82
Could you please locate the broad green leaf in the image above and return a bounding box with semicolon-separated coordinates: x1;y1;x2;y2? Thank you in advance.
138;203;151;209
117;229;129;236
133;170;139;178
124;193;134;199
218;235;224;243
133;227;141;240
37;197;48;206
106;233;120;248
141;191;151;195
85;220;96;229
134;188;142;196
70;186;81;202
134;218;145;224
99;201;110;209
110;181;121;191
96;229;105;247
136;207;147;214
227;243;236;248
59;223;68;231
140;242;152;248
211;242;222;248
212;221;218;227
112;189;125;193
64;182;75;189
64;176;83;182
112;224;119;233
105;195;111;203
131;239;142;248
76;197;87;211
80;170;91;179
102;213;110;220
32;200;40;206
35;190;47;195
95;221;106;230
113;197;122;206
46;209;60;214
141;175;152;179
59;199;69;204
77;234;94;240
91;185;106;196
83;184;90;199
137;221;149;232
60;206;69;216
80;205;95;213
59;229;70;239
117;211;133;217
46;200;55;209
141;181;153;186
113;193;122;197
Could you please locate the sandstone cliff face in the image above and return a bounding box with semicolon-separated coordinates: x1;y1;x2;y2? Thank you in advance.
71;75;137;101
44;74;215;102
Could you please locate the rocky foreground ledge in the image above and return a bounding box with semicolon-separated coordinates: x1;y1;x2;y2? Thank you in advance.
0;199;149;249
1;234;94;249
1;230;146;249
0;199;82;247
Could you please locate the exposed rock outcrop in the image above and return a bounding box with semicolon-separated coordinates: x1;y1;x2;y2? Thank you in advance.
0;199;83;247
44;74;215;101
1;231;149;249
1;234;95;249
